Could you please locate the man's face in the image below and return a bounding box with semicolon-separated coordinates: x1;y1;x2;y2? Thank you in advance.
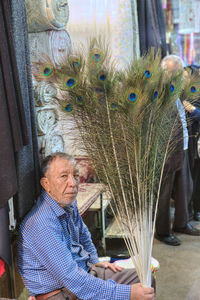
41;157;80;208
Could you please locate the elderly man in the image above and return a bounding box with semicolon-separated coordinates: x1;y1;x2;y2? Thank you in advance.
155;55;200;246
18;152;155;300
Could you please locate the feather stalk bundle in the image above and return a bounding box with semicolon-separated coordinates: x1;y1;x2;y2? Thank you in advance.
32;38;200;287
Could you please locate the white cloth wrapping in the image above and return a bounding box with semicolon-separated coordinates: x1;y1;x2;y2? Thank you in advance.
29;30;72;66
26;0;69;32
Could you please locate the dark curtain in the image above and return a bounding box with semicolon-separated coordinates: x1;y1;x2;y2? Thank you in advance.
0;1;28;210
137;0;167;57
11;0;41;219
0;0;40;265
187;66;200;215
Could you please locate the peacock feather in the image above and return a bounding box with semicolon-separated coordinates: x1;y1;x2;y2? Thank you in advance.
180;74;200;118
31;56;56;82
181;74;200;103
32;39;196;287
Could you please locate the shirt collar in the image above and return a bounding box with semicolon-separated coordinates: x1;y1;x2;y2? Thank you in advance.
41;190;75;217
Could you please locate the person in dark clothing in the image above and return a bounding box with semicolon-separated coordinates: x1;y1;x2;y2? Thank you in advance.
182;64;200;221
155;55;200;246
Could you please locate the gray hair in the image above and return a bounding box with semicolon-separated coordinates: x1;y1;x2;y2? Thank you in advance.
161;55;185;71
41;152;77;178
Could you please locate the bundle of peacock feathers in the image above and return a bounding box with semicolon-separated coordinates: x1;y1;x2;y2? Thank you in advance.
32;38;200;287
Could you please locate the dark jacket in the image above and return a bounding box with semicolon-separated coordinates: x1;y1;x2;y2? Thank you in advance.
163;108;184;174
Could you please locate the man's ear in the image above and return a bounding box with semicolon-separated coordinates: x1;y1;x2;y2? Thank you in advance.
40;177;49;192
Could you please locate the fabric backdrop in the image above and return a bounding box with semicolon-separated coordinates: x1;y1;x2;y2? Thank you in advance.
67;0;136;70
0;1;28;210
11;0;41;220
0;0;40;265
137;0;167;57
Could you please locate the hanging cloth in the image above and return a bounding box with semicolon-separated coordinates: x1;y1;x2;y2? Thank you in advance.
0;0;28;209
137;0;167;57
0;0;40;266
10;0;41;219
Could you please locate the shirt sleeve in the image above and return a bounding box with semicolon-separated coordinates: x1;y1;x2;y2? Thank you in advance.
74;205;99;264
32;221;131;300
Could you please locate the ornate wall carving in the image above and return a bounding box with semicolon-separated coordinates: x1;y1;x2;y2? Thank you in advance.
34;81;57;106
36;106;58;135
38;130;65;157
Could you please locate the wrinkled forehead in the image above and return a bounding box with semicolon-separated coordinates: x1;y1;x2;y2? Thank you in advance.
48;156;79;174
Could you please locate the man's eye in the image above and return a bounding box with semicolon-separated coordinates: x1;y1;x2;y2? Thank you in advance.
61;175;67;178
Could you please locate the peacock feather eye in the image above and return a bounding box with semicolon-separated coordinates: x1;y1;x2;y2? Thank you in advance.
63;76;77;89
66;78;75;87
129;93;137;102
41;64;54;78
110;102;120;110
77;96;83;103
70;61;80;69
69;55;80;70
91;48;103;63
43;67;52;76
92;53;101;62
170;84;175;92
99;74;107;81
154;91;158;99
64;104;73;112
144;70;151;78
191;86;197;93
126;88;138;103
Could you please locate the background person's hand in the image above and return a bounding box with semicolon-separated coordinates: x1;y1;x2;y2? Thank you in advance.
94;261;123;272
130;283;154;300
182;100;195;113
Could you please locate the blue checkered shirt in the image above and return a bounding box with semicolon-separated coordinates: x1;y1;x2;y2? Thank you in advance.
17;190;131;299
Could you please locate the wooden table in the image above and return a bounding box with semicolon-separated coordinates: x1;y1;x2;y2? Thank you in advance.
77;183;105;216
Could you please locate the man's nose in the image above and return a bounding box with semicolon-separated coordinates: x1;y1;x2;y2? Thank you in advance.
67;174;76;186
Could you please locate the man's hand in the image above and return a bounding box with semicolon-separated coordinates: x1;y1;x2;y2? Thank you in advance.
182;100;195;113
94;261;123;272
130;283;154;300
